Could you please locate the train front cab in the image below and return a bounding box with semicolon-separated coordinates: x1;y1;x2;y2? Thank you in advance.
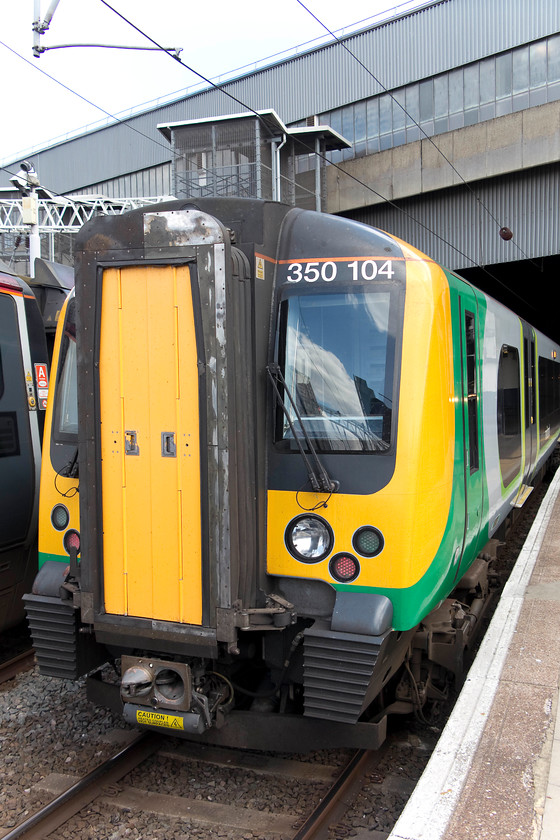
264;231;498;722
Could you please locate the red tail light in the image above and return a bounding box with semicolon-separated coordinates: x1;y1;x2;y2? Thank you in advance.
63;529;80;555
329;553;360;582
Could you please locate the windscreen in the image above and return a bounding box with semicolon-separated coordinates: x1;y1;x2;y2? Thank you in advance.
52;296;78;442
278;290;397;452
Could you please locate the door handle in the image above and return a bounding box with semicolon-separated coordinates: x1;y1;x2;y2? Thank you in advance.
124;430;140;455
161;432;177;458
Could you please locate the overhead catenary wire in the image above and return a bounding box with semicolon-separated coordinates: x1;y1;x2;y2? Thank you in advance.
0;6;511;233
97;0;540;305
0;40;244;198
0;38;182;182
33;43;181;53
0;1;541;308
98;0;275;139
0;12;358;206
294;0;540;270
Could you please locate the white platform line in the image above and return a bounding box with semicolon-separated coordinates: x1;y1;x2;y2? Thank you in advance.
389;466;560;840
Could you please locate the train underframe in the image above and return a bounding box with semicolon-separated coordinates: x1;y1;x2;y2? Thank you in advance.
26;540;501;751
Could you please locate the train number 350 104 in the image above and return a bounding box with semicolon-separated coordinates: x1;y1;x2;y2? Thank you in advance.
285;259;395;283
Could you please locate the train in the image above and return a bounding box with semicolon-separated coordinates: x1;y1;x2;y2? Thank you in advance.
24;198;560;750
0;258;73;632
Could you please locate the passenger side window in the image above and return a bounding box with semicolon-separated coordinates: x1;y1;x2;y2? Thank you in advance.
538;356;560;446
497;344;521;486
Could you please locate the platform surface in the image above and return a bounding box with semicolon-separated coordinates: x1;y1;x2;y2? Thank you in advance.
389;466;560;840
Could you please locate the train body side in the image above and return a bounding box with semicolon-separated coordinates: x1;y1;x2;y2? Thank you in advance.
0;269;49;630
480;294;560;535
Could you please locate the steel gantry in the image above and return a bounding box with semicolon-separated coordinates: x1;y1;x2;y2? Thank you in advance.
0;194;174;273
0;195;174;234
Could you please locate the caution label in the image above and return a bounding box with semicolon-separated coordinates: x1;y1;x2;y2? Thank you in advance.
136;709;185;730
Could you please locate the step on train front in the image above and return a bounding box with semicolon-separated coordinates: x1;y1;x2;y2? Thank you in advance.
24;198;560;750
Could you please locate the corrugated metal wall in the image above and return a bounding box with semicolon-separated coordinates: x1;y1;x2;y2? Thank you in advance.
345;163;560;269
74;163;172;198
3;0;559;195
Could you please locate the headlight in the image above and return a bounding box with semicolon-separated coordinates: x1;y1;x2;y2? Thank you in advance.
285;515;333;563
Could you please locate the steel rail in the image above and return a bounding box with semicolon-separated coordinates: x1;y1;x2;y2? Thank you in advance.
0;650;35;686
1;732;161;840
291;748;380;840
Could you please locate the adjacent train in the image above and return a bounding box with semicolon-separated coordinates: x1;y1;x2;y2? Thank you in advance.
0;258;72;632
24;198;560;750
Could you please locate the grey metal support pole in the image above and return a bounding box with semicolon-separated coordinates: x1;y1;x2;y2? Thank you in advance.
255;120;262;199
315;138;321;212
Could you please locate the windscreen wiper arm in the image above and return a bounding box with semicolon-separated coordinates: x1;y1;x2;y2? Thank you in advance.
60;446;79;478
267;363;338;494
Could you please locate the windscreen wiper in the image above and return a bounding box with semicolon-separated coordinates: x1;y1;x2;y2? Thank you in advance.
60;446;79;479
267;363;338;494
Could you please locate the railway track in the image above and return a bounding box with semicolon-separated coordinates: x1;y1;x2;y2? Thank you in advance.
0;650;35;686
0;733;159;840
0;729;420;840
291;748;385;840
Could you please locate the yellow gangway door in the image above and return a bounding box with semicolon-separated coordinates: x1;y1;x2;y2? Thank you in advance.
99;265;202;625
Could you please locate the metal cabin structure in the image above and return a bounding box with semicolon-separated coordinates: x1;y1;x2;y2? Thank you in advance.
157;111;350;210
1;0;560;334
